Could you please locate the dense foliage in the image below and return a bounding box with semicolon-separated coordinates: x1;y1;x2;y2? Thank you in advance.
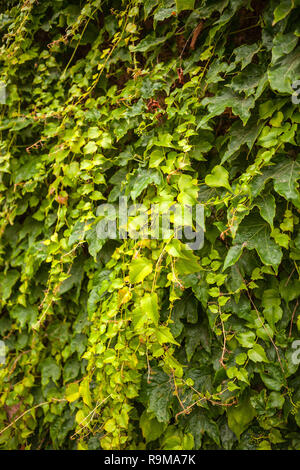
0;0;300;450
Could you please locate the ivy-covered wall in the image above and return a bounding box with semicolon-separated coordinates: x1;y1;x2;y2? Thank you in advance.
0;0;300;450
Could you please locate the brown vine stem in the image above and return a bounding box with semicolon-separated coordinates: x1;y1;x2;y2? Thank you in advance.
246;288;287;380
235;265;288;380
70;394;112;439
170;257;184;290
72;3;131;108
289;299;299;338
146;349;152;384
0;398;66;436
35;241;85;330
219;309;227;369
175;386;235;421
284;267;295;287
172;370;185;411
61;7;99;80
151;244;167;292
7;350;30;378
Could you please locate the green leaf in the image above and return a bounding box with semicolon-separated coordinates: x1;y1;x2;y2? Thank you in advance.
40;357;61;386
200;89;255;126
233;43;260;70
175;251;201;275
0;270;19;301
130;32;172;53
236;352;247;365
79;377;92;407
271;228;290;249
177;174;199;205
85;226;106;259
63;161;80;180
63;358;80;382
59;258;84;295
10;305;38;329
140;411;166;442
279;278;300;303
167;240;201;275
155;326;180;346
161;427;194;450
83;141;97;154
144;0;158;19
269;111;284;128
186;409;221;447
129;168;162;201
272;33;298;63
140;292;159;326
13;159;39;183
222;116;263;164
268;48;300;94
255;193;276;228
68;221;86;246
262;289;283;328
149;149;164;168
234;213;282;268
223;244;244;271
142;368;174;423
227;395;256;439
205;165;231;191
257;440;272;450
176;0;195;13
267;391;285;409
153;7;175;24
248;344;269;363
129;257;153;284
184;325;202;361
273;0;295;25
66;383;80;403
236;331;256;348
230;64;266;97
251;157;300;208
260;364;284;391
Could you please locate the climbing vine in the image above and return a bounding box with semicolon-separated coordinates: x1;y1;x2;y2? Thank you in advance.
0;0;300;450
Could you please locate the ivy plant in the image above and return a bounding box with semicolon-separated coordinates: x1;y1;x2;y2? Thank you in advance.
0;0;300;450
